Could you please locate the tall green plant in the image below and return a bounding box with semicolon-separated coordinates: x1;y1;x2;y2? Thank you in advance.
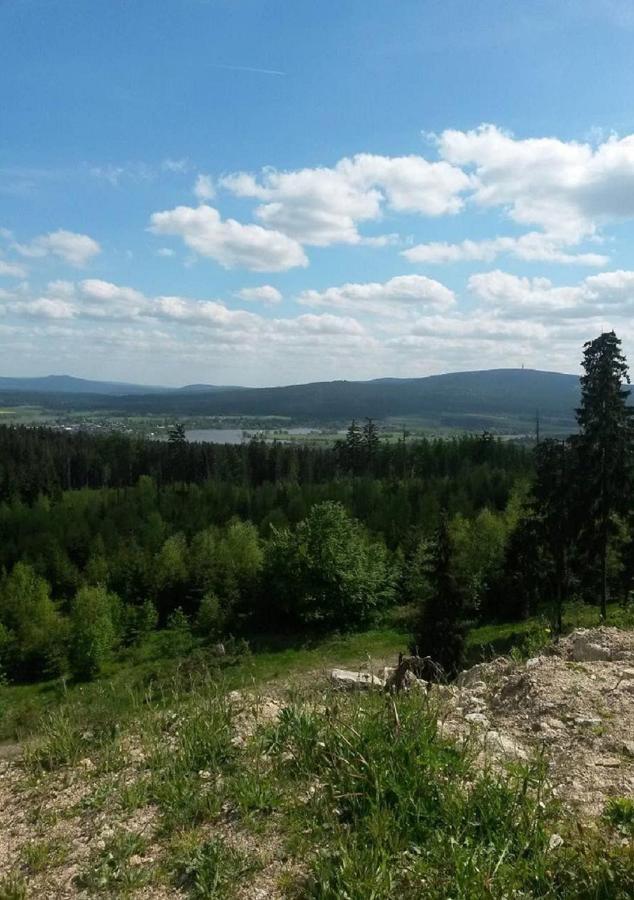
412;513;465;678
69;585;118;680
576;331;633;619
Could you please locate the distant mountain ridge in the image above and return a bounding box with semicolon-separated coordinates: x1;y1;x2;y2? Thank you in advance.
0;375;240;395
0;368;587;429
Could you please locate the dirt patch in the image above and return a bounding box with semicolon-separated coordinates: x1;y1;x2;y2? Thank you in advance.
435;627;634;817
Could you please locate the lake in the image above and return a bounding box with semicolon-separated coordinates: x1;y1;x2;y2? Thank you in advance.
185;429;244;444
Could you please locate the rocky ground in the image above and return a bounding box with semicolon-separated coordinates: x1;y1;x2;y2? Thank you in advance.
327;627;634;817
434;627;634;817
1;627;632;897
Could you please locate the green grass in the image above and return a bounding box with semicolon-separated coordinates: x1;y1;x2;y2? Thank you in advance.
0;406;51;424
21;838;69;874
263;692;634;898
2;600;632;746
0;627;404;743
467;600;634;663
2;623;633;898
75;829;149;895
604;797;634;836
170;834;256;899
0;873;28;900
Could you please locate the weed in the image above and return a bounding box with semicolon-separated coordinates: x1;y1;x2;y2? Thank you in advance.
146;683;235;829
0;873;27;900
171;835;255;899
21;837;68;873
77;777;116;813
75;829;148;895
118;775;151;811
150;771;222;831
228;766;281;818
604;796;634;835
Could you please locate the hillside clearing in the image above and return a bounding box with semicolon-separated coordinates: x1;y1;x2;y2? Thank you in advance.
1;623;633;898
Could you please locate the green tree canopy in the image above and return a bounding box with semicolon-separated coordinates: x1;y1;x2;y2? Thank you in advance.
69;585;118;680
264;501;395;629
0;562;65;680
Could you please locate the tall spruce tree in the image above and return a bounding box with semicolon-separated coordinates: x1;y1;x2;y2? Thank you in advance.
411;513;465;678
342;419;363;474
576;331;633;620
362;418;380;465
533;439;576;634
167;422;188;481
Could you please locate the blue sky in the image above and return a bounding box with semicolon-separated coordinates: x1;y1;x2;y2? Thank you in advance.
3;0;634;386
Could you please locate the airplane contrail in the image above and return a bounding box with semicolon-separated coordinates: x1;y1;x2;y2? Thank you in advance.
209;63;286;77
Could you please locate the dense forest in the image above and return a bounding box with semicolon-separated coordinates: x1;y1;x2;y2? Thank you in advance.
0;332;632;688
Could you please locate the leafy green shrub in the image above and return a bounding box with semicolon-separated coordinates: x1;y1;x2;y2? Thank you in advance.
0;563;67;681
157;607;194;658
121;598;159;646
264;501;395;629
69;585;118;680
194;592;224;641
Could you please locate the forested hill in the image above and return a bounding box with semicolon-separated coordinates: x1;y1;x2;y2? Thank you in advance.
0;375;238;395
0;368;582;425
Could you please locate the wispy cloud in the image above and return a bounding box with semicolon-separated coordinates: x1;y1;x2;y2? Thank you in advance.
89;159;191;186
208;63;286;77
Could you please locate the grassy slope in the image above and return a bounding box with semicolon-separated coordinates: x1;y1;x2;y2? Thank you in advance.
1;603;633;898
3;600;633;745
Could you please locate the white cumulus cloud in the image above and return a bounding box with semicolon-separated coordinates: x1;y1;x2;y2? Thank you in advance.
7;294;76;320
149;205;308;272
220;153;470;246
14;230;101;267
468;268;634;318
238;285;283;305
436;124;634;241
403;233;608;266
0;260;27;278
298;274;455;316
194;174;215;201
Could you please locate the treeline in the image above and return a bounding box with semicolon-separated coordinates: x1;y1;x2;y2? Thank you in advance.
510;331;633;625
0;429;529;684
0;423;528;502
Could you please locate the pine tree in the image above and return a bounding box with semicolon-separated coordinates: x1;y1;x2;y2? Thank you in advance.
342;419;363;474
576;331;633;620
362;418;380;467
167;422;188;481
168;423;187;445
411;513;465;679
533;439;576;633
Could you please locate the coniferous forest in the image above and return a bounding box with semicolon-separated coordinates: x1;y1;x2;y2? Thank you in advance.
0;332;633;687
